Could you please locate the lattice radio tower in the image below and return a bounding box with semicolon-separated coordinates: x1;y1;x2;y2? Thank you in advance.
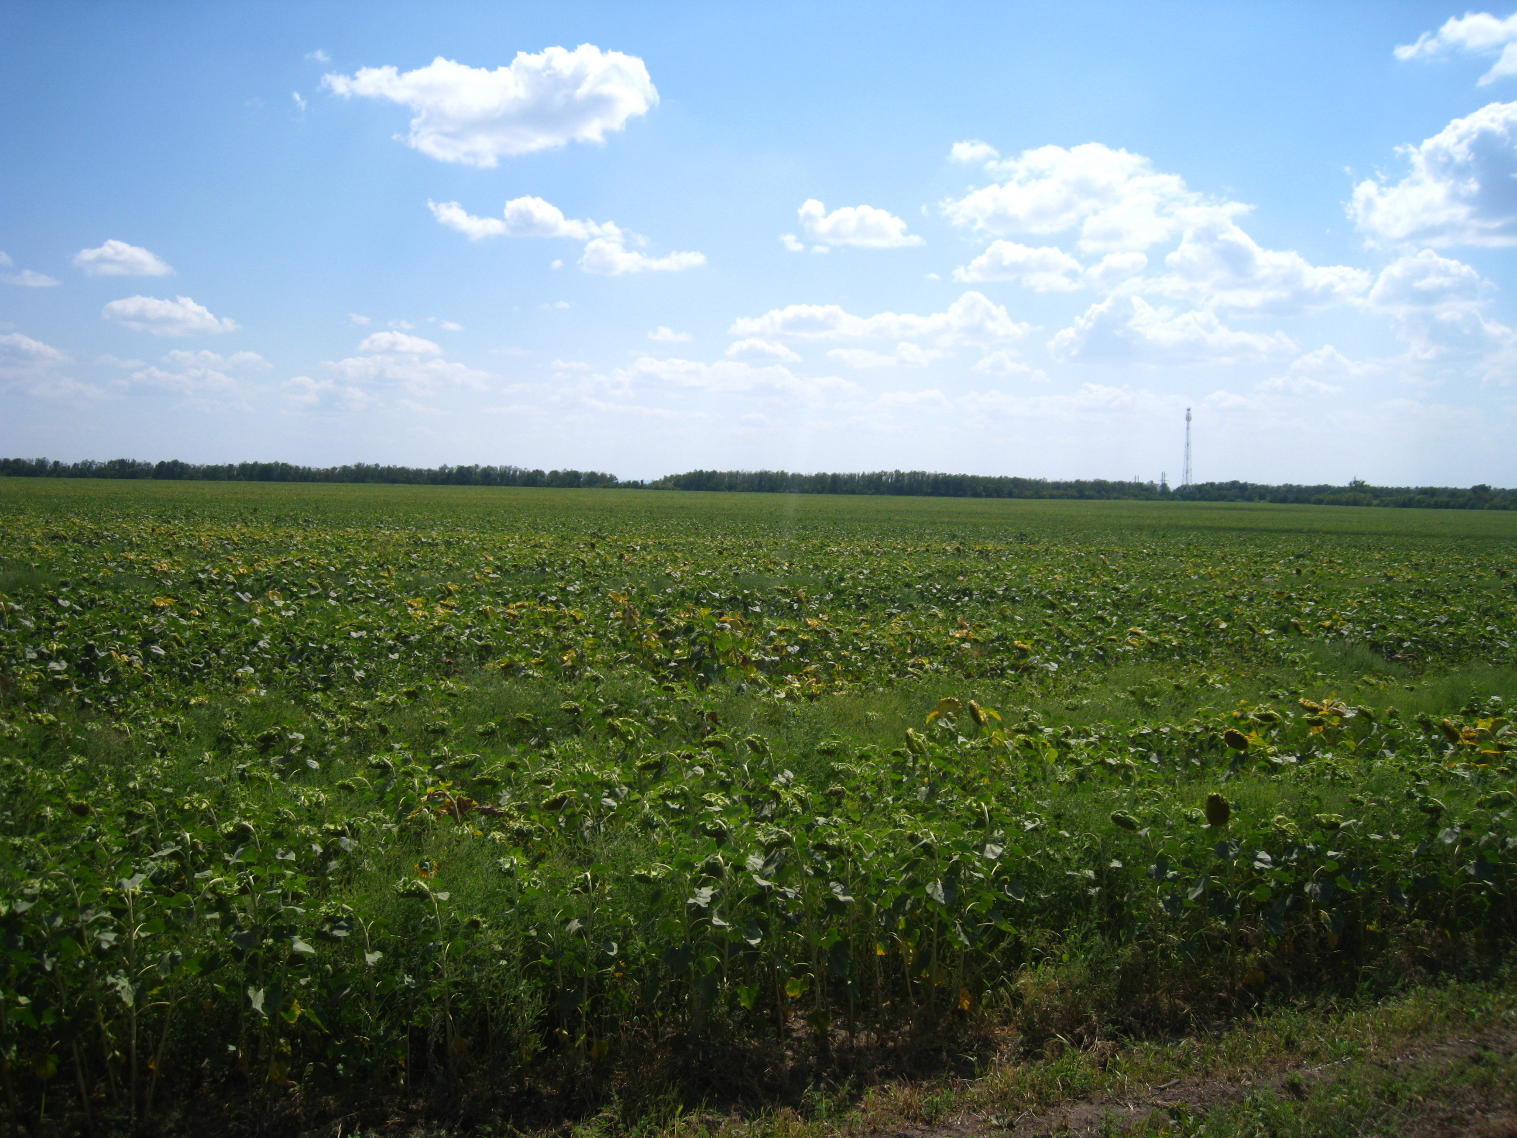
1182;407;1193;488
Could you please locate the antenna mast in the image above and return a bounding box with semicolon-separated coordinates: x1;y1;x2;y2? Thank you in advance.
1182;407;1193;488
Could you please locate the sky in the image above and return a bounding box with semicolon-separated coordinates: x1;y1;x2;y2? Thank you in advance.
2;2;1516;487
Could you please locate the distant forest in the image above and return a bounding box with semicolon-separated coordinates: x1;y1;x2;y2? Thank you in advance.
1;456;1513;510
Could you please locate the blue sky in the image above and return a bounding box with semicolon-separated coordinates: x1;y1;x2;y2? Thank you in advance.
3;1;1516;485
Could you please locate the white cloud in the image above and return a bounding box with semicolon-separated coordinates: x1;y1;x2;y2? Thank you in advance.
431;195;702;274
328;345;490;397
22;377;111;402
729;290;1030;346
949;139;999;165
322;45;658;166
128;348;268;404
1350;102;1517;247
286;375;373;412
428;196;620;241
306;49;330;63
578;237;705;275
102;295;237;336
972;350;1047;380
358;331;441;355
826;342;945;369
0;333;106;402
725;337;800;363
286;375;330;405
1395;10;1517;86
348;313;371;326
941;141;1247;254
0;332;68;377
954;240;1084;290
73;239;173;277
1368;250;1517;374
795;199;923;248
959;381;1172;421
621;356;860;403
3;269;59;287
292;91;307;114
162;348;269;370
1049;294;1296;364
0;251;55;286
1368;248;1489;311
1085;251;1148;289
648;326;692;342
429;318;464;332
1148;220;1370;312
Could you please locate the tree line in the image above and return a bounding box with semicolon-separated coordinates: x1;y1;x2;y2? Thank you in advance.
1;456;1512;509
0;457;626;488
652;468;1516;510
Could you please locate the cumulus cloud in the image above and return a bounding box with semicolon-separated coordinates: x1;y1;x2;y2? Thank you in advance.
1147;220;1370;312
1368;248;1490;311
0;251;57;286
430;195;703;273
162;348;269;370
793;199;923;248
102;295;237;336
954;240;1085;290
1368;249;1516;374
358;331;442;355
1049;294;1296;364
1085;251;1148;289
620;356;860;403
578;238;705;275
725;337;800;363
0;332;68;378
1254;346;1373;396
428;196;619;241
959;382;1171;421
0;332;107;402
648;326;692;342
949;139;999;165
129;348;268;404
825;342;945;369
1395;10;1517;85
972;349;1047;380
73;240;173;277
286;375;372;411
1350;102;1517;247
4;268;59;287
327;339;491;398
729;291;1030;346
779;233;827;253
941;141;1247;253
322;45;658;166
